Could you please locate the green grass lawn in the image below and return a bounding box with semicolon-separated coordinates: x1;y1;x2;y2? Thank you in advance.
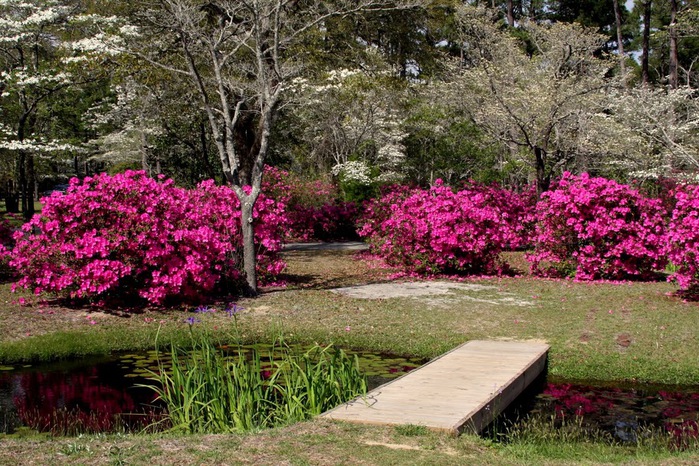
1;248;698;464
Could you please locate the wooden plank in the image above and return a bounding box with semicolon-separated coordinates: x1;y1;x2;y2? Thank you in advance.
321;340;549;435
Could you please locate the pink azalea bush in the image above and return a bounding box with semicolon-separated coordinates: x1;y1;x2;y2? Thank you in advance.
461;181;537;249
358;181;522;275
264;166;360;241
527;172;667;280
358;184;417;242
10;171;287;305
666;183;699;291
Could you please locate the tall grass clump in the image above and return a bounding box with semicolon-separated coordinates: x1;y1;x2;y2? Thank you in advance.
142;332;367;433
500;413;699;454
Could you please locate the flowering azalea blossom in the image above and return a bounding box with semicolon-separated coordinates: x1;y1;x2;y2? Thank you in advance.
9;171;288;305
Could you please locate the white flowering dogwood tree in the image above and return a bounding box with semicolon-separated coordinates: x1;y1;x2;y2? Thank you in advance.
85;79;166;173
290;65;409;188
451;6;616;193
0;0;123;216
122;0;423;294
602;86;699;180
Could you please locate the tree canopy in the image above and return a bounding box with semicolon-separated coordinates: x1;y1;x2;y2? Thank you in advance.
1;0;697;289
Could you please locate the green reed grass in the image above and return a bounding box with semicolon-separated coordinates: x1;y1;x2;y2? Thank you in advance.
141;331;367;433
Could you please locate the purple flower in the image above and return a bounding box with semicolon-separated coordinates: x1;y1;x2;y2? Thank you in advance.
225;303;243;317
185;316;201;325
194;305;214;313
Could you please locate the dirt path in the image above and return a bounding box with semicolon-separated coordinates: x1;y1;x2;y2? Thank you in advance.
281;243;534;306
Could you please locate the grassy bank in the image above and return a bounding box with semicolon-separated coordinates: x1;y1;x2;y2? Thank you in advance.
2;418;699;465
1;248;698;464
1;250;697;385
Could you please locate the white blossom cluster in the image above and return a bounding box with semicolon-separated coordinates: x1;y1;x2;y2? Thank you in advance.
22;6;64;25
0;139;85;153
1;69;72;88
375;113;407;163
0;1;71;44
86;81;151;129
325;68;361;82
288;68;364;95
603;86;699;178
118;24;141;38
0;31;32;45
66;33;123;56
331;160;373;185
71;14;120;26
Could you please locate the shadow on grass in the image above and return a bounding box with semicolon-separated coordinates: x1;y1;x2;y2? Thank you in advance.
0;271;17;285
35;290;245;317
672;288;699;302
276;271;393;291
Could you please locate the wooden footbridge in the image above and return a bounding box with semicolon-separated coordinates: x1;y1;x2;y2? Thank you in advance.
321;340;549;435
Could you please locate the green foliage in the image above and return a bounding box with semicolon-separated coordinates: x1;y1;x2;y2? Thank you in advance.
142;331;367;433
627;0;699;87
338;177;378;203
548;0;621;38
59;441;92;456
402;106;507;187
107;161;143;175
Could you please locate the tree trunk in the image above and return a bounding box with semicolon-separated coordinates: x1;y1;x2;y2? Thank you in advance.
141;130;149;173
199;122;216;179
26;153;35;220
612;0;626;85
642;0;652;85
507;0;515;26
239;196;258;296
669;0;678;89
534;146;549;195
16;151;26;214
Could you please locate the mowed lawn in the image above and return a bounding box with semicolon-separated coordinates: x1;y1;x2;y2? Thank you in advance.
0;248;698;465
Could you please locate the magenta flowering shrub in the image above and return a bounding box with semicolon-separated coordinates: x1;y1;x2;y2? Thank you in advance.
187;180;288;283
358;181;521;275
358;184;417;243
667;183;699;291
461;181;538;249
527;172;667;280
10;171;287;305
264;166;360;241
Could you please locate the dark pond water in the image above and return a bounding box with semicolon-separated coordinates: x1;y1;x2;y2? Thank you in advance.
488;374;699;444
3;350;698;441
0;346;424;435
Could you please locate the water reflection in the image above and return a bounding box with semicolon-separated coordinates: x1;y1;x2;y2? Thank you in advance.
495;377;699;445
541;382;699;439
0;348;423;435
1;359;163;435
